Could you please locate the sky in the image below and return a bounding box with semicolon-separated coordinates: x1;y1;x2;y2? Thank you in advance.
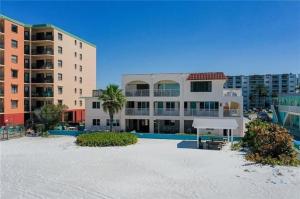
1;1;300;88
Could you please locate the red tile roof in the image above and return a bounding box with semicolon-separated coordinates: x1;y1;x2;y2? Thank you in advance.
187;72;227;80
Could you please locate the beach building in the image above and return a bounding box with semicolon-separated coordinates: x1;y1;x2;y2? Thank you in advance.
224;73;299;110
0;15;96;126
85;72;244;136
272;94;300;140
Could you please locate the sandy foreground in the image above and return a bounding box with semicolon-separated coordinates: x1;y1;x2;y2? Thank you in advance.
0;136;299;199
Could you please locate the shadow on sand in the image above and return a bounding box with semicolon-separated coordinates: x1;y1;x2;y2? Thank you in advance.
177;141;198;149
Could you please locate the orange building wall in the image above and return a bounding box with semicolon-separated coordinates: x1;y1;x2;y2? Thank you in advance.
3;19;24;125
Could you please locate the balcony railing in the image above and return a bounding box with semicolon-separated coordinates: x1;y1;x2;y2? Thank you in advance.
31;48;54;55
0;58;4;65
278;105;300;115
184;109;219;117
154;89;180;97
125;89;149;97
154;108;180;116
31;63;54;69
0;74;3;81
125;108;150;116
223;109;241;117
31;77;53;83
0;42;4;49
31;92;53;97
31;35;53;41
0;89;4;96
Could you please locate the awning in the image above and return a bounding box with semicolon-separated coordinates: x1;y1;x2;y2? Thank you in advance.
192;118;238;129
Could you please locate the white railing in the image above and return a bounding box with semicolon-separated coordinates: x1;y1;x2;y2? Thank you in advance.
154;108;180;116
154;89;180;97
125;89;149;97
278;105;300;115
223;109;241;117
184;109;219;117
125;108;150;116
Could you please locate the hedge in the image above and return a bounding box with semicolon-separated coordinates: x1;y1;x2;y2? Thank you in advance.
76;132;138;147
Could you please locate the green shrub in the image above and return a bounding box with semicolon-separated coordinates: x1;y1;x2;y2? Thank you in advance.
76;132;138;147
242;119;300;166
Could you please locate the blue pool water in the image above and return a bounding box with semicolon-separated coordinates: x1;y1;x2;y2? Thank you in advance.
47;130;300;149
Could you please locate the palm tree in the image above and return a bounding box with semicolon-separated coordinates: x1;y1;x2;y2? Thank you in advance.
99;84;126;132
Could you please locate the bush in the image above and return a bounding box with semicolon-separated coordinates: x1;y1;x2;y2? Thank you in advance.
231;142;242;151
76;132;138;147
242;119;300;166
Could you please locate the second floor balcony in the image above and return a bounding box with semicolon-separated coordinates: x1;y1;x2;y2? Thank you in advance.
154;89;180;97
154;108;180;116
31;91;53;97
125;81;150;97
223;109;241;117
125;89;149;97
184;109;219;117
125;108;150;116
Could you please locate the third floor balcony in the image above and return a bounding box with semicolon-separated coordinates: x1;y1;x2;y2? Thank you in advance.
125;108;150;116
31;47;54;55
184;109;219;117
154;108;180;116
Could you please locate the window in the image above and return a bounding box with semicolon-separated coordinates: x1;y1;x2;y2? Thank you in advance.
58;100;63;105
80;89;82;95
79;42;82;49
74;76;77;81
79;77;82;83
58;33;63;40
11;100;18;109
79;65;82;72
58;60;63;67
11;24;18;33
74;88;77;93
11;69;18;78
74;52;77;57
106;119;120;126
79;100;82;107
79;54;82;60
92;102;100;109
74;100;77;106
75;40;77;45
58;86;63;94
11;85;18;93
93;119;100;126
191;81;212;92
58;73;63;81
11;55;18;64
74;64;77;70
11;40;18;48
58;46;63;54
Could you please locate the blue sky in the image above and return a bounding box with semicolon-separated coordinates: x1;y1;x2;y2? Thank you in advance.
1;1;300;88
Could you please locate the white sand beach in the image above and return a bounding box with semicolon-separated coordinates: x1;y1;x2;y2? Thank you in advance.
1;136;299;199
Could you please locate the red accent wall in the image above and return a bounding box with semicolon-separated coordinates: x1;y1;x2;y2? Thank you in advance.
64;109;85;123
0;113;24;126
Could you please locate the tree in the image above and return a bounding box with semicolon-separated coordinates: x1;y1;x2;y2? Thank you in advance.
253;84;268;109
99;84;126;132
34;104;68;130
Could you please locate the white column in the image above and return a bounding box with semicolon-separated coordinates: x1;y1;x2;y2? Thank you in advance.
197;128;199;148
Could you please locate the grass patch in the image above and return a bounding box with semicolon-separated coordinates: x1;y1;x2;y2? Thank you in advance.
76;132;138;147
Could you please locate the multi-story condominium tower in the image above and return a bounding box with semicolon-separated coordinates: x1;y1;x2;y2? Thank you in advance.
224;73;299;110
0;15;96;126
85;72;244;136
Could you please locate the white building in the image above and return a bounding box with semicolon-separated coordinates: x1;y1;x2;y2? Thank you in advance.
85;72;244;136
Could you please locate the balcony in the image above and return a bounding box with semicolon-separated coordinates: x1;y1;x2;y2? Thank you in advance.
223;109;241;117
31;48;54;55
31;77;53;83
31;91;53;97
0;57;3;65
31;34;53;41
184;109;218;117
154;108;180;116
0;88;4;97
125;108;150;116
31;62;54;70
154;89;180;97
0;41;4;49
125;89;150;97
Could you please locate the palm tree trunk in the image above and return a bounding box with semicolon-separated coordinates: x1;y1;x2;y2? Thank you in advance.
109;114;113;132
